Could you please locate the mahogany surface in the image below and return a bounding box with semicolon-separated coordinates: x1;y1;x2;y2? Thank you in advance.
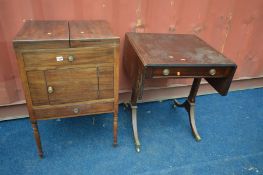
14;20;69;42
123;32;237;152
126;32;235;66
13;20;120;157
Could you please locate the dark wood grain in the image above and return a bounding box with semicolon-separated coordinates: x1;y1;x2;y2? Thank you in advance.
113;46;119;146
126;32;236;67
31;121;43;158
13;20;120;157
123;32;237;152
98;66;114;99
26;71;49;106
149;67;232;78
13;20;69;49
69;20;119;48
22;47;114;69
33;100;114;120
69;20;119;40
123;34;145;101
45;67;98;105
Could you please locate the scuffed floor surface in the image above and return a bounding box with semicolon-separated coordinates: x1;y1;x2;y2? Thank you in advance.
0;88;262;175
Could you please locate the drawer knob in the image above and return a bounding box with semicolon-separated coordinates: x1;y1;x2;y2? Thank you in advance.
73;108;80;114
47;86;54;94
163;69;170;76
68;55;74;62
209;69;216;76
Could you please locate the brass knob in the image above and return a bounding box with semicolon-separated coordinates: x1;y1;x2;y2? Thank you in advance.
209;69;216;76
73;108;80;114
68;55;74;62
47;86;54;94
163;69;170;76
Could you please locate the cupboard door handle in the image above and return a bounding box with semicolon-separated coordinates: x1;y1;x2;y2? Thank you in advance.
73;108;80;114
47;86;54;94
68;55;74;62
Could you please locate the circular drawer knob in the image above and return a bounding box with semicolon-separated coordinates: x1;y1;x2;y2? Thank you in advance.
163;69;170;76
47;86;54;94
73;108;80;114
68;55;74;62
209;69;216;76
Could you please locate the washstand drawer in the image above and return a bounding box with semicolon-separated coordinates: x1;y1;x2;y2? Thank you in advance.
33;101;114;120
151;67;232;78
22;47;114;68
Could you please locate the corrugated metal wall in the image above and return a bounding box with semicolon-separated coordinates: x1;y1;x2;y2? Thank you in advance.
0;0;262;105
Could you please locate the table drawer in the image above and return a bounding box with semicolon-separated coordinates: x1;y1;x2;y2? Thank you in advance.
22;47;114;68
150;67;232;78
33;101;114;120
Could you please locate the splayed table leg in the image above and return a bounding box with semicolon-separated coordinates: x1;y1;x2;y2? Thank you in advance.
131;105;141;152
173;78;202;141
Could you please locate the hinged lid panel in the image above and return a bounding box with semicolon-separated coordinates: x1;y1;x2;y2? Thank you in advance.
69;20;119;47
13;20;69;49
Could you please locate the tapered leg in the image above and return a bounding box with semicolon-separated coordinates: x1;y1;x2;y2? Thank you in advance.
113;111;118;146
31;121;43;158
173;78;202;141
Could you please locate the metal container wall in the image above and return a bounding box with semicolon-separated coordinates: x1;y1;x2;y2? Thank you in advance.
0;0;262;105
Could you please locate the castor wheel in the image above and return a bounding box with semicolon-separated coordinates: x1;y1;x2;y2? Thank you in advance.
135;145;141;153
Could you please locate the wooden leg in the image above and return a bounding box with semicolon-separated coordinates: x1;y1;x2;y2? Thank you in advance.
113;111;118;147
130;69;144;153
131;105;141;152
31;121;43;158
187;102;201;141
173;78;202;141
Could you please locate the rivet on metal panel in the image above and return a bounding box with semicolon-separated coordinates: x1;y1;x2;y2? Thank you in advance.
169;25;176;32
192;25;203;35
136;19;143;27
135;19;145;33
170;0;175;6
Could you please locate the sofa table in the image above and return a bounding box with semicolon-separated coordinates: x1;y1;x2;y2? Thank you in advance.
123;32;237;152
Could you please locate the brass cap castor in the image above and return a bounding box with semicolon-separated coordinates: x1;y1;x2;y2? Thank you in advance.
135;145;141;153
195;135;202;142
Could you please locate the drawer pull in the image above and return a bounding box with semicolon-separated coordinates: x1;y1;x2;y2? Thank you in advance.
68;55;74;62
47;86;54;94
209;69;216;76
163;69;170;76
73;108;80;114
